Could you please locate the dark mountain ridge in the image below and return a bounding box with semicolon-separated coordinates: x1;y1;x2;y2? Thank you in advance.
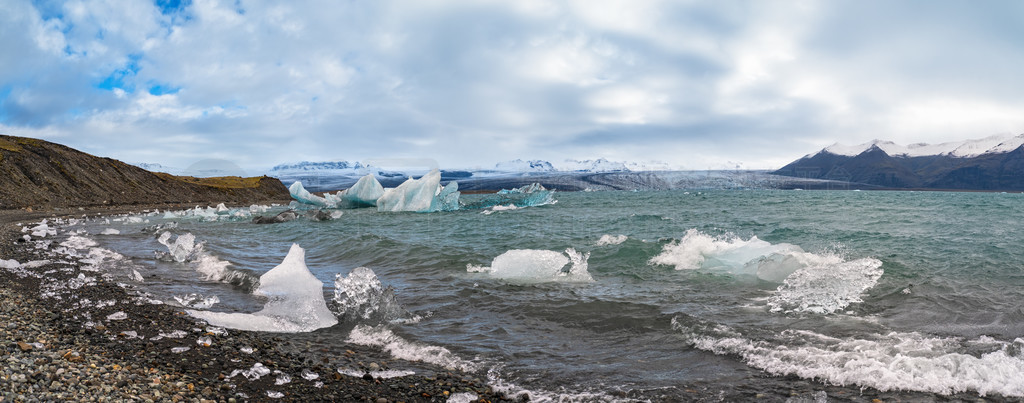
0;135;290;209
774;142;1024;190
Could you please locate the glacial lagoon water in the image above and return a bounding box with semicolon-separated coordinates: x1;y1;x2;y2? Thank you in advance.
71;189;1024;400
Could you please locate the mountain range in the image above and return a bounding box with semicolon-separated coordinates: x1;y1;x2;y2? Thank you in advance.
773;134;1024;190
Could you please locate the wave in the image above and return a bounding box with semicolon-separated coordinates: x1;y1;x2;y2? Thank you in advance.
671;317;1024;397
467;248;593;283
347;325;480;372
156;231;258;289
650;229;883;314
594;234;627;246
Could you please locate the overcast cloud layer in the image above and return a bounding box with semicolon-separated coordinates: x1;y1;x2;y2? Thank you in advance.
2;0;1024;172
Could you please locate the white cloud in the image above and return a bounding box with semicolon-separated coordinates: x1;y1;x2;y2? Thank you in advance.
1;0;1023;170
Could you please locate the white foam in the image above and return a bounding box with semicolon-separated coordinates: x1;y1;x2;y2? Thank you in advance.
336;368;416;379
469;248;593;283
595;234;627;246
347;325;480;372
672;318;1024;397
767;257;883;314
189;244;338;333
651;229;847;282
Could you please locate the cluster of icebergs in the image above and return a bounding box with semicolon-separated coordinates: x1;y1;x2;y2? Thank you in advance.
288;169;552;213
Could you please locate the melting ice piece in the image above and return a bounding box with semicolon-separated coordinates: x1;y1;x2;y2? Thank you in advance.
376;169;460;212
333;267;410;324
188;244;338;332
157;232;203;263
289;181;329;207
469;248;593;283
100;228;120;235
0;260;19;270
649;229;843;283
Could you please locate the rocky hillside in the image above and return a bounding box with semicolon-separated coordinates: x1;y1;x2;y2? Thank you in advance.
0;135;289;209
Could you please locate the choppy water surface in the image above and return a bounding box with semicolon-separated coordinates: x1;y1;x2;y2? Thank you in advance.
80;190;1024;400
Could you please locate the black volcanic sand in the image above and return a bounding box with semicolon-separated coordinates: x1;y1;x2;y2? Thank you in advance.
1;205;1021;402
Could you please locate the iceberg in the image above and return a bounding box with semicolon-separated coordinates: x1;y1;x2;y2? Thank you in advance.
189;244;339;332
326;174;385;208
288;181;329;207
376;169;460;212
462;183;554;210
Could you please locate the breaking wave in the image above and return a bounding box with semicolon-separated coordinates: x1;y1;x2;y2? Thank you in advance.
650;229;883;314
671;317;1024;397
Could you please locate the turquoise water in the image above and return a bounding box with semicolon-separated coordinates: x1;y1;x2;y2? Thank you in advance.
79;190;1024;399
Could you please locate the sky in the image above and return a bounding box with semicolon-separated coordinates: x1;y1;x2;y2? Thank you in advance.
2;0;1024;173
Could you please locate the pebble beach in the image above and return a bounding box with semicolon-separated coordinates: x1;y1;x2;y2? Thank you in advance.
0;207;510;403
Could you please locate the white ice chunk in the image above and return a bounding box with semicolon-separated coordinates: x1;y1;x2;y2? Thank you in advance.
0;260;20;269
100;228;120;235
189;244;338;332
469;248;593;283
333;267;409;323
157;232;202;263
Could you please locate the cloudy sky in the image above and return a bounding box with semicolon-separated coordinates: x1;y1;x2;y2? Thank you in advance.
2;0;1024;173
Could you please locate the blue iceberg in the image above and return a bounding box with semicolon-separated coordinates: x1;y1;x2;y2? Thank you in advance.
377;169;460;212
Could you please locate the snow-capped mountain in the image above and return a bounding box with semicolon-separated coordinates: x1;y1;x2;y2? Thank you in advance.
493;159;557;172
269;161;367;172
777;133;1024;190
815;134;1024;158
132;162;180;175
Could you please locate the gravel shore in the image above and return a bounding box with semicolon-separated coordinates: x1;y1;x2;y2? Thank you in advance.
0;206;510;402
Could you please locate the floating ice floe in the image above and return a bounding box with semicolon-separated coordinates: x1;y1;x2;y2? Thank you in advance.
468;248;593;283
188;244;338;332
